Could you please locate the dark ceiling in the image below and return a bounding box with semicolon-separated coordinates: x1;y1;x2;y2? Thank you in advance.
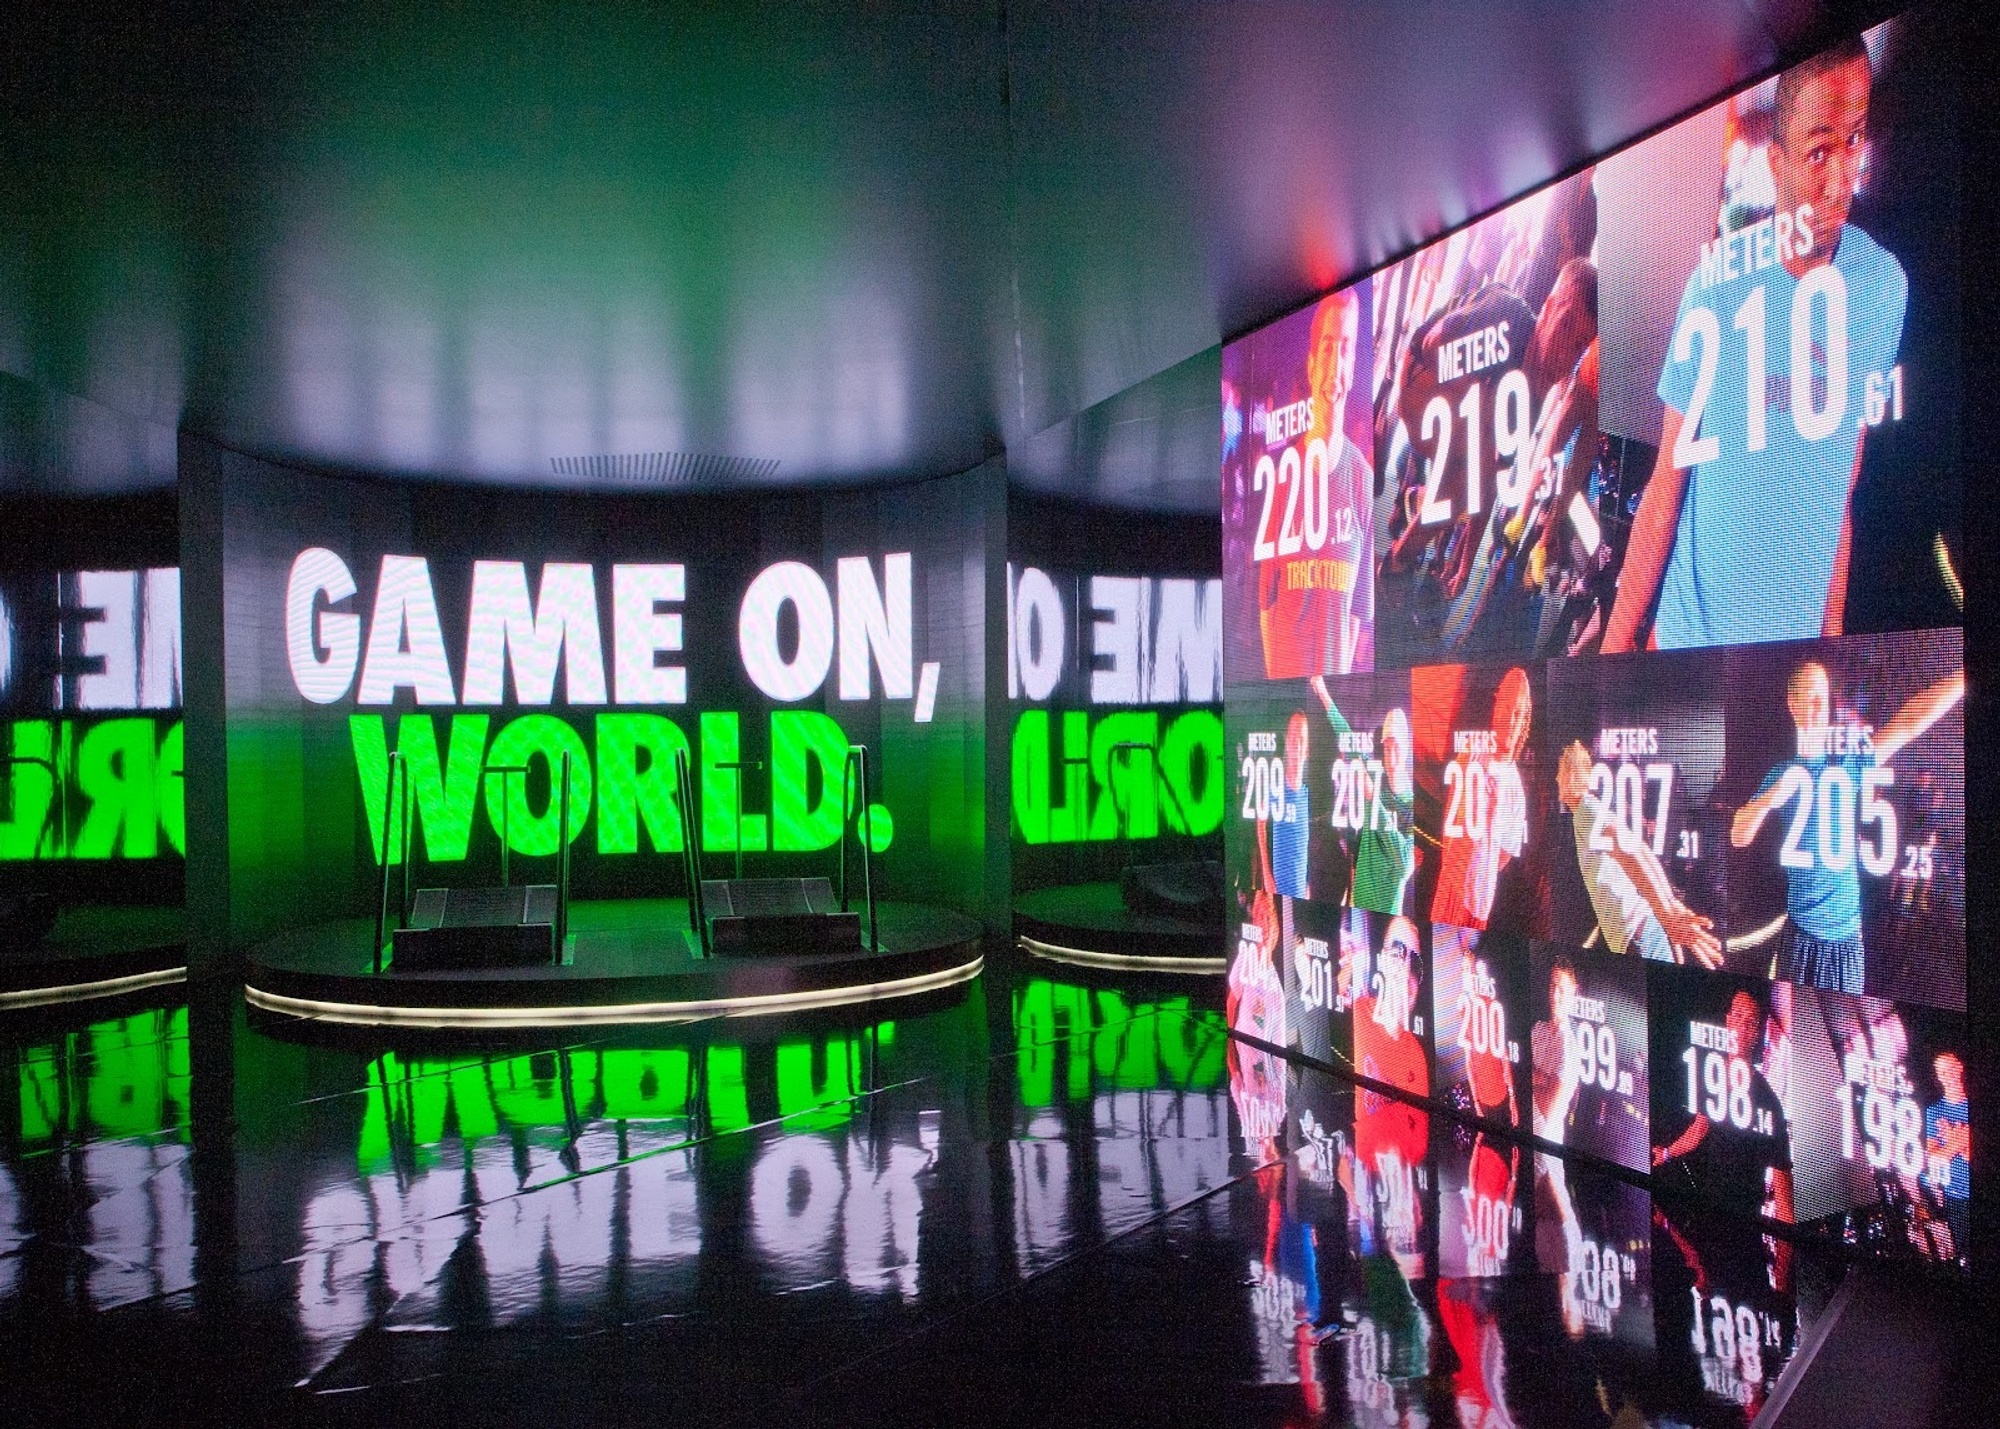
0;0;1888;505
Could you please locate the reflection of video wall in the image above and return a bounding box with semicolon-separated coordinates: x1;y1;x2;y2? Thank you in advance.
210;446;996;944
1007;491;1223;891
0;492;184;903
1231;1051;1815;1419
1223;16;1967;1269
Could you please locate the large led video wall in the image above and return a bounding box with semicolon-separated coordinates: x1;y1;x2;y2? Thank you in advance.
0;491;184;906
209;445;996;946
1007;489;1223;891
1223;14;1966;1268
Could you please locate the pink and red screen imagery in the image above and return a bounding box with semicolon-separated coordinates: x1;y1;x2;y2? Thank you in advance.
1223;15;1967;1271
1222;288;1379;683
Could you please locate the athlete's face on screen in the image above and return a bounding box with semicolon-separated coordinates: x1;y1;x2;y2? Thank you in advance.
1531;258;1596;381
1286;712;1310;787
1773;57;1872;262
1557;741;1591;809
1726;992;1761;1060
1378;945;1411;1003
1380;919;1419;1014
1787;663;1833;733
1494;671;1534;759
1865;1011;1909;1067
1550;967;1577;1017
1307;294;1359;433
1935;1054;1965;1103
1384;917;1420;969
1382;709;1412;795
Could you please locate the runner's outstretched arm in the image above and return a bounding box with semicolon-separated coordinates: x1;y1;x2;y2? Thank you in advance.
1731;775;1793;849
1874;669;1965;764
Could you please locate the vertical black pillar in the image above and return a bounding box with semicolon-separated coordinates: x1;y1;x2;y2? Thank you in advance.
981;456;1013;929
1959;0;1999;1338
178;431;231;970
175;430;240;1390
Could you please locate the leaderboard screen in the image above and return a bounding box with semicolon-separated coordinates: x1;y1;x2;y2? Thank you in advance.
1223;13;1967;1269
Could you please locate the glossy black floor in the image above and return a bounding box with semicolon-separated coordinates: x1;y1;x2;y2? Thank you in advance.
0;941;1973;1425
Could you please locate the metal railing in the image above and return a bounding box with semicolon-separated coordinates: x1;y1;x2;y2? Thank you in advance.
554;750;572;962
481;764;532;888
485;758;573;964
673;746;710;957
714;758;761;879
668;742;880;956
373;750;413;975
376;753;573;971
838;745;878;952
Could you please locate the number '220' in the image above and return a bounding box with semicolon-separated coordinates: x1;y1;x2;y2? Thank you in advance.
1252;438;1360;560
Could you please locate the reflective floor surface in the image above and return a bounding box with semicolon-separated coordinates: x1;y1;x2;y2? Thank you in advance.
0;942;1971;1425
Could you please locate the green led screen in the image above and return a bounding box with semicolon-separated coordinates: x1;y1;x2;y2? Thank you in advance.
0;718;185;860
1006;490;1224;891
208;446;997;941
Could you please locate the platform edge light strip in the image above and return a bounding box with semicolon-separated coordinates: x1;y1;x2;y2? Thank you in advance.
1015;935;1226;975
242;954;984;1028
0;965;187;1010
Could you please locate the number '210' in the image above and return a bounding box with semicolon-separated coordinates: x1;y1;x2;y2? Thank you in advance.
1670;269;1850;467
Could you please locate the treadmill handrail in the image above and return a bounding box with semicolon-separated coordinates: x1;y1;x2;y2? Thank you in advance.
479;763;533;888
373;750;413;975
555;750;571;963
674;746;710;956
713;758;762;881
839;745;878;952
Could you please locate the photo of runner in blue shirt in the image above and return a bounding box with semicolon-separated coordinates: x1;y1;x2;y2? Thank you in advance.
1257;710;1314;900
1728;658;1961;993
1605;37;1907;653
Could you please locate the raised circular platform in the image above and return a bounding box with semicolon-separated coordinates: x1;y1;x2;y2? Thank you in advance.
1012;882;1224;974
244;896;985;1029
0;905;187;1011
